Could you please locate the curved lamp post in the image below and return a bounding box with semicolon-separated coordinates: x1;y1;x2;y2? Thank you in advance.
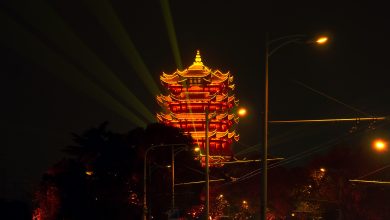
143;143;190;220
205;108;217;220
261;33;328;220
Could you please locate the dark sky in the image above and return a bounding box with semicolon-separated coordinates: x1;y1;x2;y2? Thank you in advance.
1;0;390;201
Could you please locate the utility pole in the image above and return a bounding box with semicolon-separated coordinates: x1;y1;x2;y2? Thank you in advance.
205;108;210;220
143;144;187;220
171;146;175;212
260;33;269;220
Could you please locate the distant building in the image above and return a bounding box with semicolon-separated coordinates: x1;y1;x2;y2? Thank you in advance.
157;51;239;166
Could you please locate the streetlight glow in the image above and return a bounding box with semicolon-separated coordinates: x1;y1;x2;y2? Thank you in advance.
261;32;330;220
238;107;247;117
320;167;326;172
194;147;200;152
373;139;388;152
316;36;328;44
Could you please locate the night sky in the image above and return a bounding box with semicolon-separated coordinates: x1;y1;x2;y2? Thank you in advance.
2;0;390;201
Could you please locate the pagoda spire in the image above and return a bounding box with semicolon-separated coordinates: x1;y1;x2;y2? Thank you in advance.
193;50;203;66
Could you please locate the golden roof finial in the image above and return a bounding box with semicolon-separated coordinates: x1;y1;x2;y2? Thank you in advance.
193;50;203;65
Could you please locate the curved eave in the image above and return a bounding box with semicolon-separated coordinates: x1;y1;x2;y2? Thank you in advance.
228;130;240;141
227;114;237;121
157;112;180;121
190;130;238;139
234;116;239;124
162;94;237;104
191;130;218;138
212;70;230;79
160;75;180;84
177;65;212;77
161;72;230;85
234;98;239;106
216;94;237;103
234;133;240;141
156;94;173;103
162;71;179;79
187;64;211;72
210;76;229;84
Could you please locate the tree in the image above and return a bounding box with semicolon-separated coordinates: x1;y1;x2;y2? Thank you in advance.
291;138;390;220
33;122;201;220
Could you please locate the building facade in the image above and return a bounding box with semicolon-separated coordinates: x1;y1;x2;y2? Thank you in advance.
157;51;239;165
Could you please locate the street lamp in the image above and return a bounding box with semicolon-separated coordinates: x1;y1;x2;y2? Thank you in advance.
204;106;247;219
372;139;388;152
316;36;328;44
238;107;247;117
205;107;217;220
261;33;328;220
143;143;190;220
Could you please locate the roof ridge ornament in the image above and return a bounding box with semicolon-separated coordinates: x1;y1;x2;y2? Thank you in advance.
193;50;203;66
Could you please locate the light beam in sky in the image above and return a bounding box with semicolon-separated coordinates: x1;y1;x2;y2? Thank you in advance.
160;0;183;70
0;12;147;127
3;0;156;123
82;0;161;97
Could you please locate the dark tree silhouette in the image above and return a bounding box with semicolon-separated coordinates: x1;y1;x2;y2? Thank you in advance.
33;122;202;220
0;198;31;220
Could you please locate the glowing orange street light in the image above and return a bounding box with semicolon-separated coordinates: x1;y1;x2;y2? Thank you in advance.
316;36;328;44
238;107;247;117
320;167;326;172
194;147;200;152
372;139;388;152
261;33;330;220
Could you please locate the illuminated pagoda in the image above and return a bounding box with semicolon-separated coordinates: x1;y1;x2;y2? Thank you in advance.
157;51;239;165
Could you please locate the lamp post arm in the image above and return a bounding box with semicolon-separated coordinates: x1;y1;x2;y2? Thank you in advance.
143;143;188;220
268;38;302;57
205;108;210;220
267;34;305;46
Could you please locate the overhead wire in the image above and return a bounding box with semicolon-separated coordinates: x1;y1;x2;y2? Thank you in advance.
293;80;373;117
218;120;388;187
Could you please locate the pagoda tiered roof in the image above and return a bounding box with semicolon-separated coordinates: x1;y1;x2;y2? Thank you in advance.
156;50;240;164
156;112;237;121
156;93;237;104
190;130;239;140
160;51;233;86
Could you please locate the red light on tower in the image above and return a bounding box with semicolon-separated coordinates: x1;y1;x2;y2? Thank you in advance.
157;51;239;166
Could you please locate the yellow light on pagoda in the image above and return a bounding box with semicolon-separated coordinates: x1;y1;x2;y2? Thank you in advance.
85;171;93;176
372;139;388;152
194;147;200;152
238;108;247;117
316;36;328;44
320;167;326;172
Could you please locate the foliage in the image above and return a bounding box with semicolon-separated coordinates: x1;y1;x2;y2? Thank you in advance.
33;122;201;220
